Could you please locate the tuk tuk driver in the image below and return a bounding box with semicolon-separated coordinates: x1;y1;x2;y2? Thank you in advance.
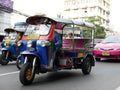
54;30;62;49
52;30;62;68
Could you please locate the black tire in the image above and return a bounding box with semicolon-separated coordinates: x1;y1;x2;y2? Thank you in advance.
19;63;35;85
82;56;92;75
0;54;9;65
16;56;23;70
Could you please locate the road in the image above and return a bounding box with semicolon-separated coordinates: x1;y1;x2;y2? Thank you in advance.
0;61;120;90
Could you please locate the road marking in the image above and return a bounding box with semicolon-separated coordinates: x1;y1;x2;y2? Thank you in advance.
0;71;19;77
116;86;120;90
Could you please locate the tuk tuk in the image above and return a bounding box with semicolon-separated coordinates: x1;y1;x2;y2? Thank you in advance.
0;22;28;65
16;24;36;69
19;15;95;85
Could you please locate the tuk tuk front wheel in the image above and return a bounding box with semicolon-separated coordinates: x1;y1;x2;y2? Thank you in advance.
0;54;9;65
20;63;35;85
81;56;92;75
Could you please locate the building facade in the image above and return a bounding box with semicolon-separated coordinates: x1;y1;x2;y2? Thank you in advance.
63;0;110;30
0;0;13;32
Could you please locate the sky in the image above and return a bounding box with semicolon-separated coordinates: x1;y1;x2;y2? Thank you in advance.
13;0;64;16
12;0;120;32
11;0;64;25
109;0;120;32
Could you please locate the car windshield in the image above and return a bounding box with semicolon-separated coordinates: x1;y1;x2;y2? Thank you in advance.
102;36;120;43
25;24;51;36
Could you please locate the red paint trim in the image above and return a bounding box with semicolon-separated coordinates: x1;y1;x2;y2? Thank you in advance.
22;35;28;40
40;22;55;40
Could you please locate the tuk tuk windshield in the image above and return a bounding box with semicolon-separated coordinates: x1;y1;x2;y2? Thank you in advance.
14;25;27;31
25;24;51;38
5;32;17;40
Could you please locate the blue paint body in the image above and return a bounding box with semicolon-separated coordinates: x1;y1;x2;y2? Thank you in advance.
21;40;49;66
1;41;27;59
37;40;49;65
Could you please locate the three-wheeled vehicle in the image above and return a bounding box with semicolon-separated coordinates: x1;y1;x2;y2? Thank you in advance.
16;24;36;69
0;22;28;65
19;15;95;85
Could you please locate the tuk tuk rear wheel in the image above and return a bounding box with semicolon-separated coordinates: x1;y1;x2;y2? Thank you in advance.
0;54;9;65
81;56;92;75
20;63;35;85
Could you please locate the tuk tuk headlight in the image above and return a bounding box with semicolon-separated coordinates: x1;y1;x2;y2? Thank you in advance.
17;41;22;46
41;40;51;47
1;42;6;47
4;43;6;47
27;40;32;47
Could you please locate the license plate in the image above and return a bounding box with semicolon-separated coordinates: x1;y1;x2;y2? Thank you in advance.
102;52;110;56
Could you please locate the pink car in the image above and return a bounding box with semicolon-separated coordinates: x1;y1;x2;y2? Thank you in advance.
94;36;120;61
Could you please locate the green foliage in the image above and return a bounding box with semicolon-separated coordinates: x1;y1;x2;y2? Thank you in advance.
82;27;92;38
95;24;106;38
84;16;106;38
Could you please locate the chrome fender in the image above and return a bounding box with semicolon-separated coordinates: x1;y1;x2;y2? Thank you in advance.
21;50;40;58
21;50;41;63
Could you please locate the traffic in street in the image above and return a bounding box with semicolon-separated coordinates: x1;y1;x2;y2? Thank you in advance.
0;0;120;90
0;61;120;90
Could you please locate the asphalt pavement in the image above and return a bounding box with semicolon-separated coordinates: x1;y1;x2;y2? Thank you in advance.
0;61;120;90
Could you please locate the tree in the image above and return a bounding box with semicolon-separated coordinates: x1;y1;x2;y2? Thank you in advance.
84;16;106;38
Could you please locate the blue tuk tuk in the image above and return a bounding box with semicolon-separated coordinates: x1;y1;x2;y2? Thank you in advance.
16;23;36;69
0;22;28;65
19;15;95;85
